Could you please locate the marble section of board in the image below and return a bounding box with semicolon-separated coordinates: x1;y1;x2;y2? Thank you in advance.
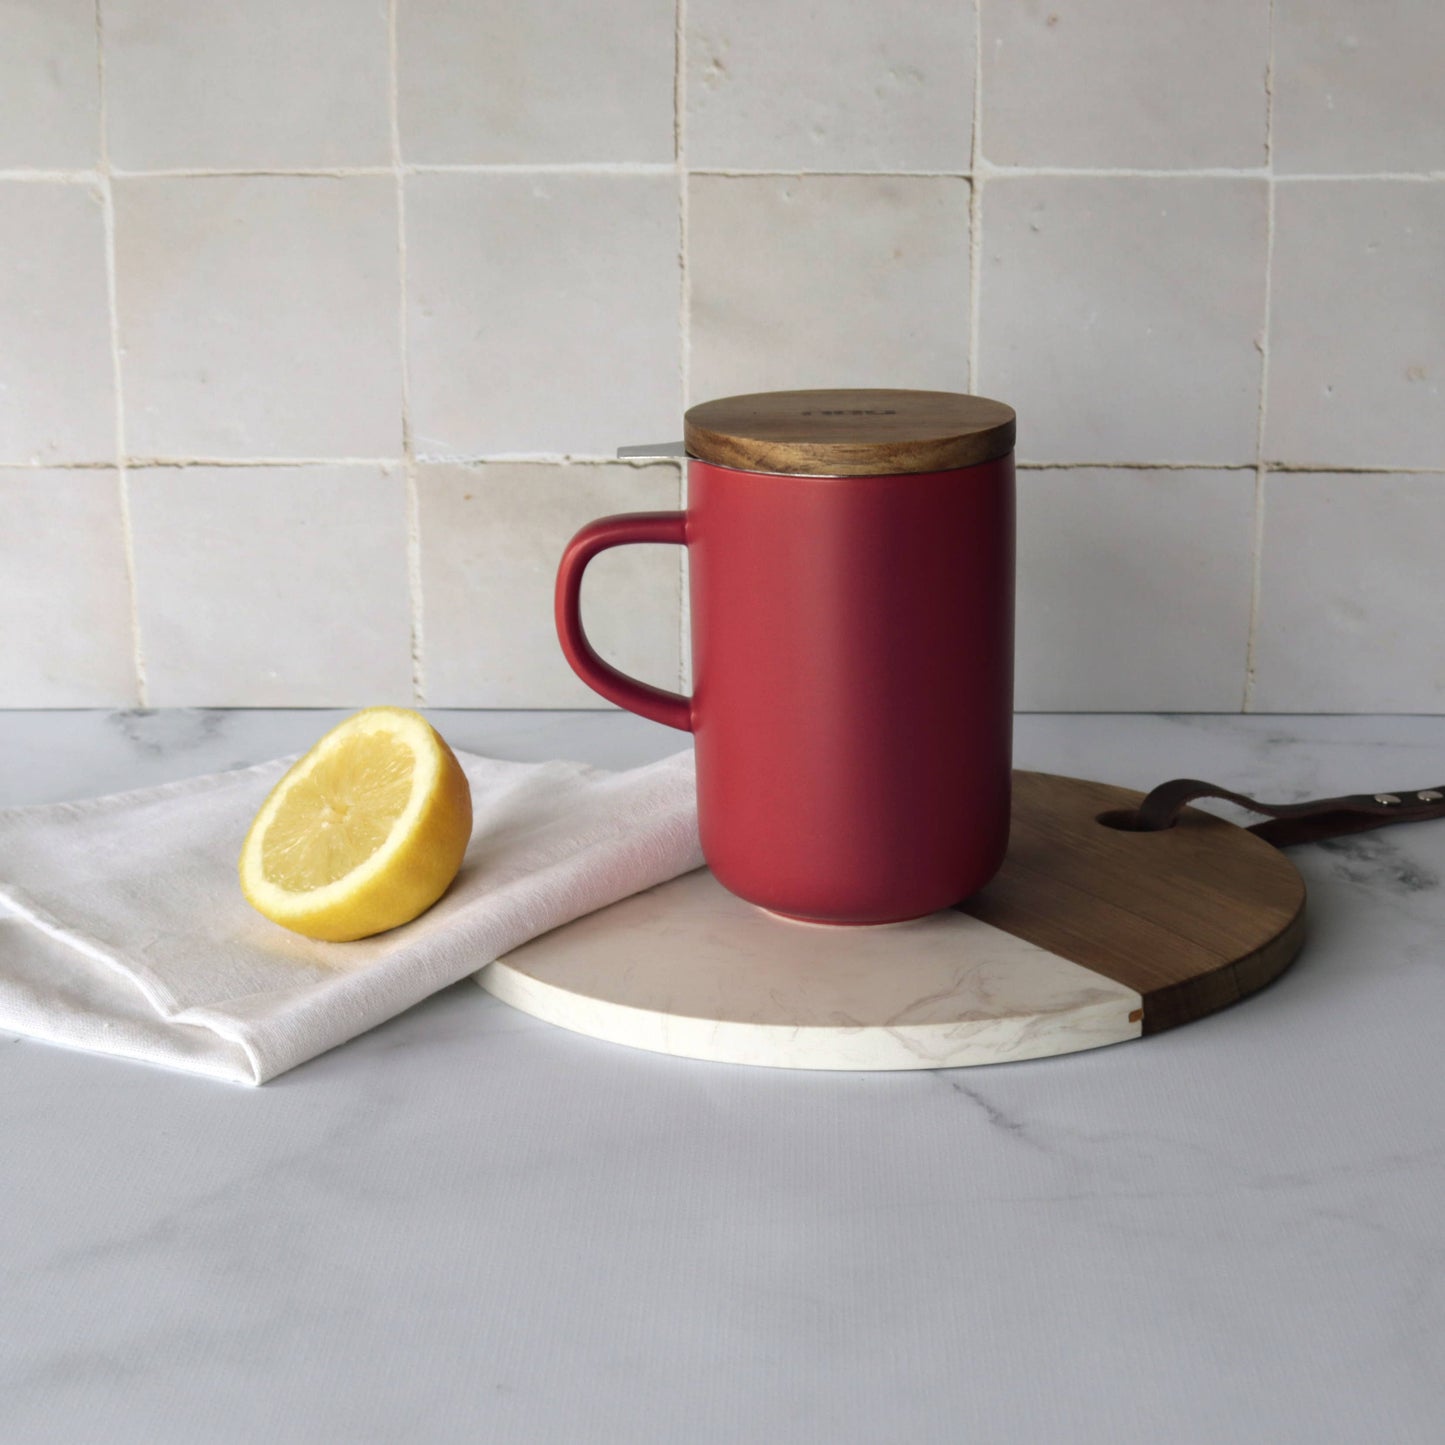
484;868;1142;1068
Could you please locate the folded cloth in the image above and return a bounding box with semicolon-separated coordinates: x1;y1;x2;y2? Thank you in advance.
0;749;700;1084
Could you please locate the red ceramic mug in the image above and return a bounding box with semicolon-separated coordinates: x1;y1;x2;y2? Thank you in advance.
556;390;1016;925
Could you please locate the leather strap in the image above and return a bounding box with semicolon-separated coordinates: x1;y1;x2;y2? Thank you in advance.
1120;778;1445;848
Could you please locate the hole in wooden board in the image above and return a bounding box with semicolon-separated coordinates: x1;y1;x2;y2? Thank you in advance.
1095;808;1170;832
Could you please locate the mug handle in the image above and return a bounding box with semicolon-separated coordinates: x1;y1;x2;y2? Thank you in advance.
555;511;693;732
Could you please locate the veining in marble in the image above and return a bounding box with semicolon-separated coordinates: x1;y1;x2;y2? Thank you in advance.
483;868;1142;1069
1315;832;1442;897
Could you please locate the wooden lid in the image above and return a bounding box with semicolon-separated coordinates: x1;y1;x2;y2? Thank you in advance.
683;389;1015;477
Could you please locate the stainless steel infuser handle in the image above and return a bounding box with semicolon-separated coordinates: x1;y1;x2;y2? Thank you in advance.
616;441;688;459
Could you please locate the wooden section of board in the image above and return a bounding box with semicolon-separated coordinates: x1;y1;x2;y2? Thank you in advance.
683;389;1016;476
961;771;1307;1034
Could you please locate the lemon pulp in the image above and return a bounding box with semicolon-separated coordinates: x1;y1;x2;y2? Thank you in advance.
239;708;473;942
262;731;415;889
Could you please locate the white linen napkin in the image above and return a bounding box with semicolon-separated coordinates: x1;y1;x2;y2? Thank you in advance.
0;748;700;1084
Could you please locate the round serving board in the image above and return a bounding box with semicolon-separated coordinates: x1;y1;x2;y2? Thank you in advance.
480;771;1307;1070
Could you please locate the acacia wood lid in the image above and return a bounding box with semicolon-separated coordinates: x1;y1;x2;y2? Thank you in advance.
683;389;1015;477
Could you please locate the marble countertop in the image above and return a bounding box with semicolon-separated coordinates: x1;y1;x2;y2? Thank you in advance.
4;710;1443;1444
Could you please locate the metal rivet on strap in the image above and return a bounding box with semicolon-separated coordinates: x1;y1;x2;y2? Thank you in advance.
1418;789;1444;803
1374;793;1403;805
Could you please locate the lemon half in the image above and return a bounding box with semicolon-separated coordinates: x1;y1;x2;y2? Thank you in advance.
239;707;473;941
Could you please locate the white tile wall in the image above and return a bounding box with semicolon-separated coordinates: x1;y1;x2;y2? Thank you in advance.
686;0;974;172
102;0;390;171
1266;182;1445;470
1016;469;1256;712
1252;474;1445;714
114;176;401;460
406;172;680;458
1272;0;1445;175
416;462;682;707
982;0;1269;169
0;0;98;170
128;466;412;707
0;3;1440;711
0;471;134;706
399;0;675;164
0;183;114;464
978;177;1268;465
688;175;970;402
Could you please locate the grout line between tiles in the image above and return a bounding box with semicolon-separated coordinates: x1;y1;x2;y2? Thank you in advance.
967;0;984;391
389;0;426;706
675;0;689;416
413;453;683;468
109;166;394;180
1243;0;1278;713
117;457;404;469
1274;171;1445;183
0;169;103;183
983;164;1271;180
1018;462;1445;474
1263;463;1445;475
1016;460;1260;472
94;0;147;709
0;460;117;470
407;161;678;176
9;457;1442;475
689;168;974;179
675;0;691;695
1243;468;1268;711
8;167;1445;185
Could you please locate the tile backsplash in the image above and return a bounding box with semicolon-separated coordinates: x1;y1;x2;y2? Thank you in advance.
0;1;1441;711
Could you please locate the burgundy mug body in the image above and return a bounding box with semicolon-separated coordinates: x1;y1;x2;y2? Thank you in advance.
556;454;1014;924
